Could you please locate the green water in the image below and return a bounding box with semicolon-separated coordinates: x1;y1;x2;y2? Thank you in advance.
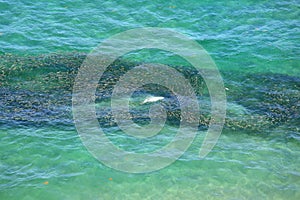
0;0;299;199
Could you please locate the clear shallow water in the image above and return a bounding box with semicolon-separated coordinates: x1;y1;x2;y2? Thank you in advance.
1;126;299;199
0;0;299;75
0;0;300;199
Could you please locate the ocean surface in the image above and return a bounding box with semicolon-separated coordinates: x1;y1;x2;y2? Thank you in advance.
0;0;299;199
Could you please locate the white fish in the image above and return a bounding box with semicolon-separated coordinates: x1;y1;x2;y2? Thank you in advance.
141;96;164;104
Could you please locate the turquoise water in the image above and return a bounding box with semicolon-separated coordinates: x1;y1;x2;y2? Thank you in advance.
1;0;300;199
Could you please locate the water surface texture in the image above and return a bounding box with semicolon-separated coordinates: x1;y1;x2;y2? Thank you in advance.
0;0;299;199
